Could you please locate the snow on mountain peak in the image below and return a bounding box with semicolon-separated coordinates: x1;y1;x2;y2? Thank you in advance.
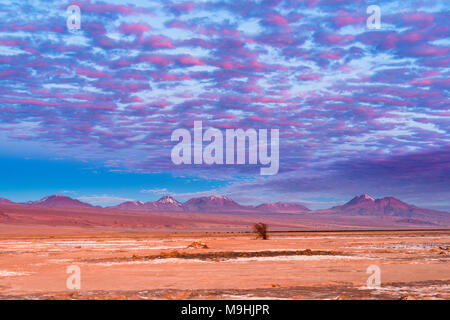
157;196;178;204
360;194;375;201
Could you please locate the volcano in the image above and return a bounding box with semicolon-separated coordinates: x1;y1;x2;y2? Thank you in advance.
182;195;253;213
324;194;446;219
110;196;183;212
143;196;183;212
26;195;94;209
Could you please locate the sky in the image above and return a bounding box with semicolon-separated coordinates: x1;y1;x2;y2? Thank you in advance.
0;0;448;210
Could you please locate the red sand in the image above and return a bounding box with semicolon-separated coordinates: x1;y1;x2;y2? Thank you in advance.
0;230;448;300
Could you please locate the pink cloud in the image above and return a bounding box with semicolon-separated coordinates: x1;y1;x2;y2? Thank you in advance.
297;74;321;81
267;14;289;26
139;55;173;66
119;23;150;35
411;44;448;56
178;56;205;66
219;61;245;69
172;2;195;11
140;35;175;48
319;52;341;60
168;20;190;30
152;74;191;81
332;11;364;27
410;79;432;86
401;32;423;42
402;12;434;22
0;98;59;106
76;68;111;78
323;34;354;45
71;1;133;15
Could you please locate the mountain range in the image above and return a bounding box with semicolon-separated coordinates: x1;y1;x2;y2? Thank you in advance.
0;193;447;219
111;196;183;212
318;194;446;219
0;193;448;231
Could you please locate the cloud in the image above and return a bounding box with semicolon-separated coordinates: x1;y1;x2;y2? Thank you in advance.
78;195;134;206
140;188;169;195
0;0;448;210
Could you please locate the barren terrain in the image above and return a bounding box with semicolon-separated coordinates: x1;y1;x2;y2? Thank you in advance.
0;230;448;300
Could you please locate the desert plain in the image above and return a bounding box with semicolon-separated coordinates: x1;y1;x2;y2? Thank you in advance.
0;228;448;300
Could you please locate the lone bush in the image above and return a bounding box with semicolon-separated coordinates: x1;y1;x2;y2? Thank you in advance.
253;223;268;240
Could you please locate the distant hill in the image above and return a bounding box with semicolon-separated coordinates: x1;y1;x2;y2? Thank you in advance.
111;195;309;214
182;195;254;213
318;194;448;222
255;202;310;213
0;198;14;205
25;195;94;209
109;196;183;212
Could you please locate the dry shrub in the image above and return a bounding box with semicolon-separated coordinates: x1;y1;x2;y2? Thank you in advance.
187;241;209;249
253;223;268;240
160;250;182;257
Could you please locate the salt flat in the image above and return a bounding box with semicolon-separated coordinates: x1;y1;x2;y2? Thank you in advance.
0;230;448;300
